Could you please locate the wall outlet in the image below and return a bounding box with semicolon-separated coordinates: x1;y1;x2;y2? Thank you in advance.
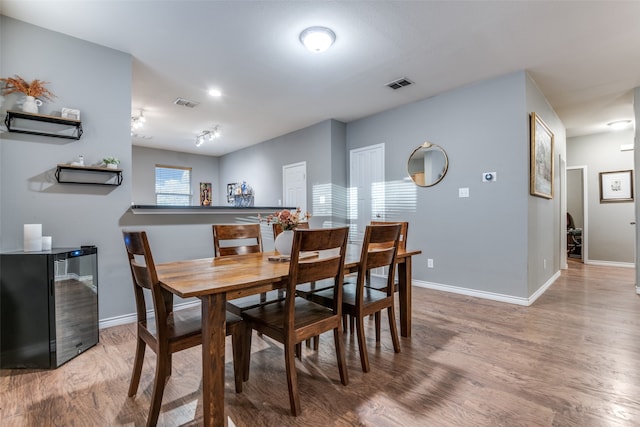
458;187;469;198
427;258;434;268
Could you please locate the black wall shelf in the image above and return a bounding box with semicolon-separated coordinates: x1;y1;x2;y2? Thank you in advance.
55;164;123;186
5;110;83;140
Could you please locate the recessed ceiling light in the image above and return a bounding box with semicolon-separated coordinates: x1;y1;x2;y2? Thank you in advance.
607;120;632;130
300;26;336;53
208;89;222;97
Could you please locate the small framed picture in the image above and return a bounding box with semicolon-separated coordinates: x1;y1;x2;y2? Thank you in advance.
599;170;633;203
61;108;80;120
200;182;212;206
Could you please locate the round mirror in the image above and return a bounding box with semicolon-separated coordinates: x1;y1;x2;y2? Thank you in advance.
407;141;449;187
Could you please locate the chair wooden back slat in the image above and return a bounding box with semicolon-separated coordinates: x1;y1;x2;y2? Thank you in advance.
357;224;401;299
370;221;408;251
123;231;173;327
213;224;263;257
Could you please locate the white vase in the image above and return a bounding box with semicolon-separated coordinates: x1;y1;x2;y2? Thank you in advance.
106;163;118;169
22;96;43;114
274;229;294;256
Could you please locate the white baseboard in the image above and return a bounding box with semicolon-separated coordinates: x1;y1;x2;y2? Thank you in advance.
99;300;201;330
584;260;635;268
412;270;561;307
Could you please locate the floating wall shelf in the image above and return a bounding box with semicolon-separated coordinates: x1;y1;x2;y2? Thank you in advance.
55;164;122;186
4;110;83;140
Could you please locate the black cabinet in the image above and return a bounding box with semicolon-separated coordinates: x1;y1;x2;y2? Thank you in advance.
0;248;99;368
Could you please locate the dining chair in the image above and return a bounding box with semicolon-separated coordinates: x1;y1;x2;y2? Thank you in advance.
123;231;247;426
213;224;284;317
310;223;401;373
274;222;326;350
241;227;350;416
342;221;408;338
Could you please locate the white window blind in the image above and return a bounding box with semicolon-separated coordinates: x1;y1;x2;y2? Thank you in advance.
155;165;192;205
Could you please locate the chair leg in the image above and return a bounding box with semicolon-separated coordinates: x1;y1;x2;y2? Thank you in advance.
374;312;381;343
128;337;146;397
355;315;370;373
349;315;355;334
313;335;319;351
333;327;349;386
284;341;301;416
231;327;244;393
387;306;401;353
295;342;302;359
147;351;169;427
242;324;252;382
342;314;348;333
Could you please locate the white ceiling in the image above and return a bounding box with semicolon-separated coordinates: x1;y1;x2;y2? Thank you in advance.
2;1;640;156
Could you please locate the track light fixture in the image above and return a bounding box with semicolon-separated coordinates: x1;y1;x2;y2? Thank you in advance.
131;109;146;135
195;125;221;147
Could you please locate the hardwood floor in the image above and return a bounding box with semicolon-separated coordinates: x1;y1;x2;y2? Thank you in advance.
1;260;639;426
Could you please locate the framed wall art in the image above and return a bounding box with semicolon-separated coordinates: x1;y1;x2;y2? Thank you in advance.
530;112;554;199
200;182;212;206
599;170;633;203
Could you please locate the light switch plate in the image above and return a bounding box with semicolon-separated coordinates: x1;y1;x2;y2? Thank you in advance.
459;187;469;198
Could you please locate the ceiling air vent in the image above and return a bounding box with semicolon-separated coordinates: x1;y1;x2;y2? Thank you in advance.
386;78;413;90
173;97;200;108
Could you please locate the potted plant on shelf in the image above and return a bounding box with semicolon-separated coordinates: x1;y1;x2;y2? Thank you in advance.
102;157;120;169
0;75;56;114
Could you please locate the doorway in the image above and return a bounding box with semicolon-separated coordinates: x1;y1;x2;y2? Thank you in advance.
283;161;307;213
349;143;385;243
566;166;587;262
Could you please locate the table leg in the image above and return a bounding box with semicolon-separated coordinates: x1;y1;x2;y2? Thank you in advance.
397;258;412;337
201;293;227;427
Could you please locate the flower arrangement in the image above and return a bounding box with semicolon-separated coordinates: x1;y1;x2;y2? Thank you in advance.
102;157;120;165
260;208;311;231
0;75;56;101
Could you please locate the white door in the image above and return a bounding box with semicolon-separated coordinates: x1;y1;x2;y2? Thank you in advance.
349;143;385;243
283;161;307;213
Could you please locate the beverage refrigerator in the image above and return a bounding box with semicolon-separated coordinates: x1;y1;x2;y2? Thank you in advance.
0;247;99;368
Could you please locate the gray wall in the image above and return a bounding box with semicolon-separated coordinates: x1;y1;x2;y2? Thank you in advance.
2;18;569;325
132;145;220;205
525;73;566;296
347;70;561;299
218;119;347;229
567;129;635;263
0;17;134;320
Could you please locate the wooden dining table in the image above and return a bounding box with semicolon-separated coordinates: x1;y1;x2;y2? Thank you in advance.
156;245;421;427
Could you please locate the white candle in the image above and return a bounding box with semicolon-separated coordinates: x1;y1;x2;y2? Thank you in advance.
42;236;52;251
24;224;43;252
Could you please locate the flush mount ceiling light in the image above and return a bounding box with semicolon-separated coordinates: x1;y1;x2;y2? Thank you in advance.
300;26;336;53
607;119;632;130
208;88;222;97
195;125;221;147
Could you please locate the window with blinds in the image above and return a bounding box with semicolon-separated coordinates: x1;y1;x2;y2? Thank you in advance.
155;165;192;205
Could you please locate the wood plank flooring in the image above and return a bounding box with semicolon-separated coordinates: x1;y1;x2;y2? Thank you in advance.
1;260;639;426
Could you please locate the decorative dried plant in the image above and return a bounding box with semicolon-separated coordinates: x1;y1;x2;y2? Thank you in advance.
0;75;56;101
